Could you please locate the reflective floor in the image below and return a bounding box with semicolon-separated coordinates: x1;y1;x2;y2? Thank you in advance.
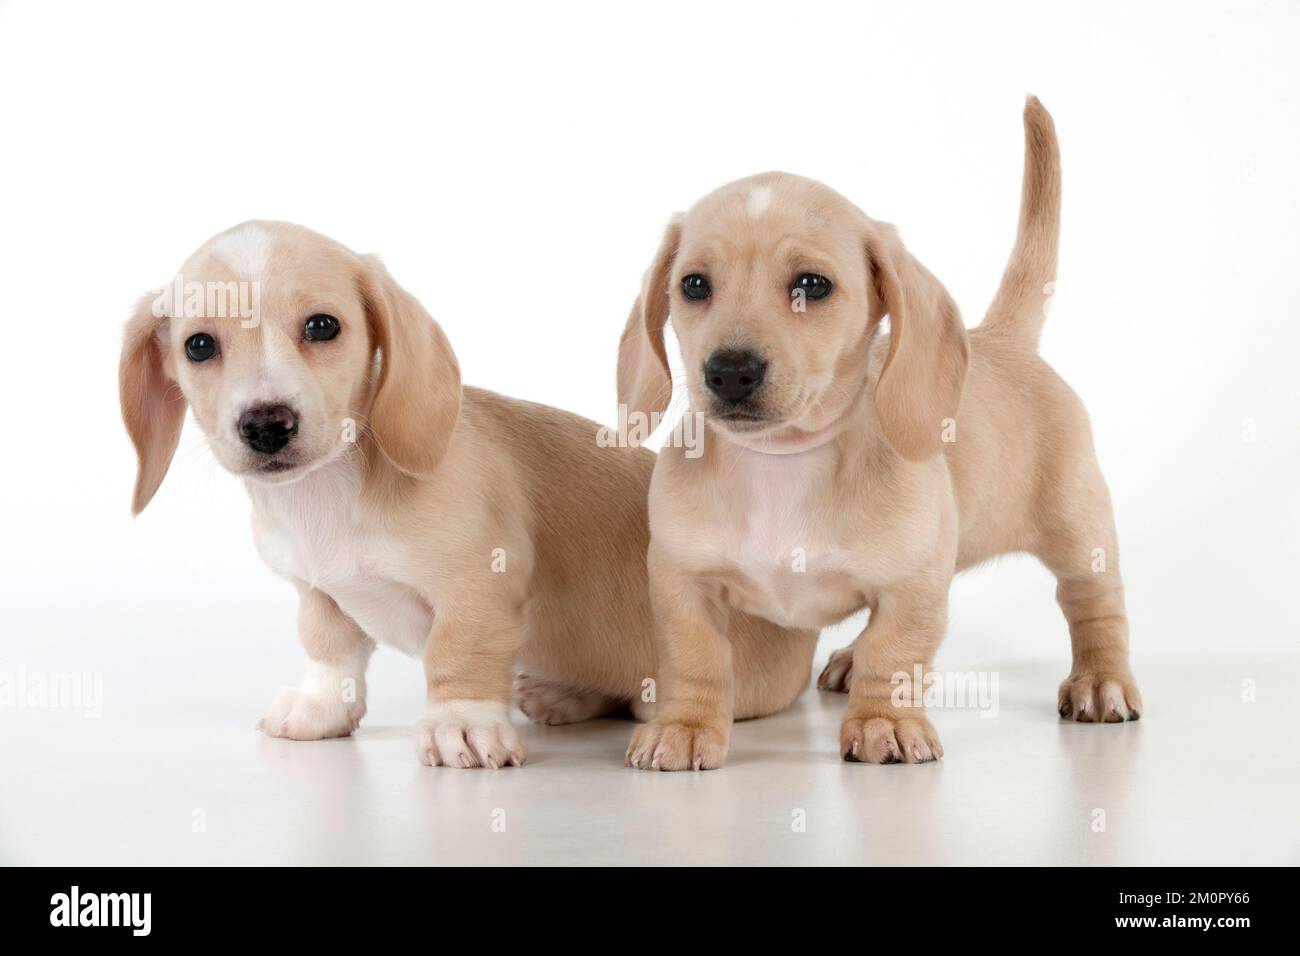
3;637;1295;866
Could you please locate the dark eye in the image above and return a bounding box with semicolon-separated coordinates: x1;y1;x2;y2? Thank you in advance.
303;314;340;342
185;333;218;362
794;273;833;300
681;274;712;301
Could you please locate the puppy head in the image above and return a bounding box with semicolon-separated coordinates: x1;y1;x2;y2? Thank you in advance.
618;173;968;459
120;221;460;513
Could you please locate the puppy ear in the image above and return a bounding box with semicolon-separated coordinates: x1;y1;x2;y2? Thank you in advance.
866;222;970;461
119;294;186;515
617;218;681;429
358;255;462;478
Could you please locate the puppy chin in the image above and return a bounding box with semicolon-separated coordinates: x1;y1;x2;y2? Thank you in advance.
232;447;334;485
705;394;854;454
246;458;305;483
702;408;780;444
711;413;773;435
706;397;781;435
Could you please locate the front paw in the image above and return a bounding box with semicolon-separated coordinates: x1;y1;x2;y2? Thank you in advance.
1058;670;1143;722
626;720;728;771
258;687;363;740
840;713;943;764
414;700;526;769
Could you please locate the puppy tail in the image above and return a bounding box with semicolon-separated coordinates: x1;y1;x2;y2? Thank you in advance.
980;95;1061;349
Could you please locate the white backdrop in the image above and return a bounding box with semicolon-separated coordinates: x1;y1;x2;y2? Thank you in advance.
2;0;1297;700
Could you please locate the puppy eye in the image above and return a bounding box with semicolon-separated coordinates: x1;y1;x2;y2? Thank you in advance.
794;274;832;300
681;274;712;301
184;333;218;363
303;314;340;342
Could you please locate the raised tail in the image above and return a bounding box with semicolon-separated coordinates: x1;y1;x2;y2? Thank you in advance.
980;95;1061;348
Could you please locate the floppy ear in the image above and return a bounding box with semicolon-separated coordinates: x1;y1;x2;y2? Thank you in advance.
120;294;186;515
866;222;970;461
616;218;681;429
358;255;462;478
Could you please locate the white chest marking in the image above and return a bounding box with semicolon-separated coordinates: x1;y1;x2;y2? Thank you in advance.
668;447;866;628
250;458;433;657
732;453;820;573
734;451;858;624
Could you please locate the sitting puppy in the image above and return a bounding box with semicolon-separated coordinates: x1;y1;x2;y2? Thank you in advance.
618;98;1142;770
120;222;814;767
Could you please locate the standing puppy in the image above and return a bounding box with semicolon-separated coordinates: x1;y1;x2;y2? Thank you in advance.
618;98;1141;770
120;222;816;767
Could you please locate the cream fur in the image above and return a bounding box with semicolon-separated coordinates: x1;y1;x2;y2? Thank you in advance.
618;98;1142;770
119;222;817;768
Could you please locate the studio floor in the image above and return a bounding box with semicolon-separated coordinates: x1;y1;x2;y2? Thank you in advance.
2;637;1296;866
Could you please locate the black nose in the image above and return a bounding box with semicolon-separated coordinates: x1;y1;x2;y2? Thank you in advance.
238;404;298;455
704;350;767;403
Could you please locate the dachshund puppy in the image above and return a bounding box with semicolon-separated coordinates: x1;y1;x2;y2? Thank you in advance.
120;222;814;767
618;98;1141;770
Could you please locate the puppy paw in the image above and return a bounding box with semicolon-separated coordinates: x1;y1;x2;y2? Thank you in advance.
840;714;943;764
414;700;526;769
1058;671;1143;722
258;687;363;740
817;646;854;693
626;720;728;771
514;674;620;725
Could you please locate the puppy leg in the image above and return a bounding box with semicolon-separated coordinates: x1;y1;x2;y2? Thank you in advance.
731;615;819;720
840;580;948;764
514;674;623;725
817;642;856;693
1040;507;1142;722
1053;573;1141;722
626;551;734;771
260;583;375;740
415;603;527;769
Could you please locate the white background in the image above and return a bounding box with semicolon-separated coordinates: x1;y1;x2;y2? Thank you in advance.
1;0;1297;865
